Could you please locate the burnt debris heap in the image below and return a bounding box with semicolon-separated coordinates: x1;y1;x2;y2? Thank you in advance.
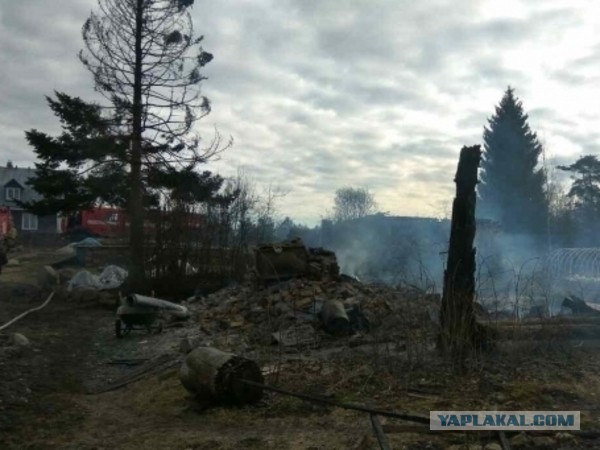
439;145;483;362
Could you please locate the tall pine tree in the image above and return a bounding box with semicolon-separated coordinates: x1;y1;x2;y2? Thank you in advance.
478;87;548;243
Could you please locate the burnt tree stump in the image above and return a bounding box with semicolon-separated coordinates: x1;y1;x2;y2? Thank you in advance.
180;347;264;405
439;145;486;363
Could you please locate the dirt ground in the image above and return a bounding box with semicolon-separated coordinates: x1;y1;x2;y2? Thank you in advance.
2;257;600;449
0;278;383;450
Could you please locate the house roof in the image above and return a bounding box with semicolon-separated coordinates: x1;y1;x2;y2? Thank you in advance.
5;178;24;189
0;165;42;204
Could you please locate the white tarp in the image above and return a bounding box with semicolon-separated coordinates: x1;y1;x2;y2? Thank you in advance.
98;265;128;288
67;265;128;291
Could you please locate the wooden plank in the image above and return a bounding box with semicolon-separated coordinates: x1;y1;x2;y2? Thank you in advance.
370;414;392;450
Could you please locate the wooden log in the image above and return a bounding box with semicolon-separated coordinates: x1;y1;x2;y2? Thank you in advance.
179;347;263;405
320;299;350;336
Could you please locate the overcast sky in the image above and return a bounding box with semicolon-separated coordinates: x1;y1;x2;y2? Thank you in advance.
2;0;600;225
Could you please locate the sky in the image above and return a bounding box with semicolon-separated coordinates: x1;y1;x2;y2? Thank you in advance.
2;0;600;225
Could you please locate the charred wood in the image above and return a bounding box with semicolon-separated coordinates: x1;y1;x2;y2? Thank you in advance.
439;145;490;361
179;346;263;405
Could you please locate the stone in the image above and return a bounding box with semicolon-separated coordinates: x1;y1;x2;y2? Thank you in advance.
6;258;19;267
483;443;502;450
179;336;202;354
11;333;30;347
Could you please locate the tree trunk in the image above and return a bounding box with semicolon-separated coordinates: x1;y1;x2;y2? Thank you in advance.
439;145;482;363
128;0;146;291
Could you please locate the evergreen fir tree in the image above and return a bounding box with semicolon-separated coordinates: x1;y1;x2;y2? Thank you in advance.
478;87;549;241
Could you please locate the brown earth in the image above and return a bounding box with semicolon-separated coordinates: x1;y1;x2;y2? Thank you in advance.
1;256;600;449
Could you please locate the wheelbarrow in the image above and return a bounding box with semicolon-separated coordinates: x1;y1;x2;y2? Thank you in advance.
115;293;190;338
115;294;164;338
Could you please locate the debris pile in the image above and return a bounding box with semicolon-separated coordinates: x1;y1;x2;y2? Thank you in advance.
191;274;440;346
50;238;439;352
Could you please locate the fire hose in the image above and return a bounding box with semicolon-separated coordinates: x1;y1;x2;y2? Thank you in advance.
0;291;55;332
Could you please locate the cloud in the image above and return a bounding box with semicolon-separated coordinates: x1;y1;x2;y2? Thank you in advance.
1;0;600;225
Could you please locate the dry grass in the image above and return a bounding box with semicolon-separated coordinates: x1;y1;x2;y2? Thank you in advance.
3;254;600;449
2;251;64;285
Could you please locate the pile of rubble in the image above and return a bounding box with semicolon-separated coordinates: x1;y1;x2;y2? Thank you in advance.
195;277;437;329
43;237;440;352
188;239;440;347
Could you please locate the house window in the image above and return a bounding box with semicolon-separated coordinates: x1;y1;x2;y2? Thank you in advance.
107;212;119;223
22;213;38;231
5;187;21;201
